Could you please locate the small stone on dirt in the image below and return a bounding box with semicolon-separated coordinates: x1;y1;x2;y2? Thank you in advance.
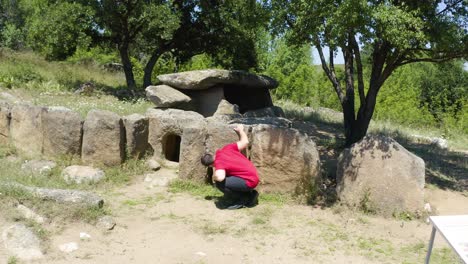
97;216;116;231
21;160;57;176
80;232;91;240
16;204;46;224
62;165;105;184
144;173;177;188
59;242;79;253
146;159;161;171
2;224;44;260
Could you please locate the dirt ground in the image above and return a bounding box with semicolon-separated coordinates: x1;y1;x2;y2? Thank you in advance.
1;168;467;264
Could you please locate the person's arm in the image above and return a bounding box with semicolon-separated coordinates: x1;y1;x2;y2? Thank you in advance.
234;124;249;151
213;169;226;182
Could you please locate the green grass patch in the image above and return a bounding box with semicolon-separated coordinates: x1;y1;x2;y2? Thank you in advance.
168;179;221;198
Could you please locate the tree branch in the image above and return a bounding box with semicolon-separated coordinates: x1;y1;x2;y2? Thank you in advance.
315;39;344;102
350;35;365;106
436;0;464;16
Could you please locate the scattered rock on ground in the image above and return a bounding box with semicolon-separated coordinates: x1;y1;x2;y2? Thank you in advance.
1;182;104;208
145;85;191;108
97;216;116;231
80;232;91;240
62;165;105;184
144;173;177;188
146;159;161;171
21;160;57;176
2;224;44;261
59;242;79;253
16;204;46;224
336;134;425;216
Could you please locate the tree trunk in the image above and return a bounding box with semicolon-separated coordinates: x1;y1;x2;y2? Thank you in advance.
143;51;162;89
118;45;137;92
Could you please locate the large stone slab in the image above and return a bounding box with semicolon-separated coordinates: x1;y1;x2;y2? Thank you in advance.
42;107;83;157
2;224;43;261
0;101;11;145
146;108;205;160
10;104;46;157
123;114;149;159
249;125;321;195
336;135;425;216
181;86;226;117
146;85;191;108
82;110;124;166
157;69;278;90
179;125;209;182
204;120;239;155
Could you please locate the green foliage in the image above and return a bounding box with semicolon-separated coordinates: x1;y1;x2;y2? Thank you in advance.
26;1;94;60
0;23;25;49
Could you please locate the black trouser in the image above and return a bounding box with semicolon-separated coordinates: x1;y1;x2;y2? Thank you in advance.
215;176;253;202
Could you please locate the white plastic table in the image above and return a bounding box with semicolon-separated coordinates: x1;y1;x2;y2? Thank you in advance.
425;215;468;264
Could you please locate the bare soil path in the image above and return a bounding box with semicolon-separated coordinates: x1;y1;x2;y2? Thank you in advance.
2;168;466;264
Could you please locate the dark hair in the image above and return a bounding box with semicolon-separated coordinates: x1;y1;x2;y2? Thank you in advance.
201;153;214;166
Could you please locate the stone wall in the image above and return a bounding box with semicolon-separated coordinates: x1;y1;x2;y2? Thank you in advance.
0;99;321;197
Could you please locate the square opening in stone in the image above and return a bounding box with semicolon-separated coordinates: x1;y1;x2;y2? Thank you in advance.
162;133;181;162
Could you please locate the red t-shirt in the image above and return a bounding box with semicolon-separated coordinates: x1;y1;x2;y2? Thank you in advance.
214;143;259;188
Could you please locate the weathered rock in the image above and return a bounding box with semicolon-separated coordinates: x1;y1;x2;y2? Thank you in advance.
62;165;105;184
0;92;21;103
146;159;161;171
157;69;278;90
1;182;104;208
230;117;292;128
249;125;321;195
123;114;149;159
182;86;226;117
16;204;46;224
42;106;83;157
204;120;239;155
21;160;57;176
0;101;11;145
336;135;425;216
145;85;191;108
10;104;46;157
179;126;209;181
244;106;285;118
213;99;240;116
59;242;79;253
146;108;205;161
144;173;177;187
2;224;43;260
97;216;116;231
82;110;125;166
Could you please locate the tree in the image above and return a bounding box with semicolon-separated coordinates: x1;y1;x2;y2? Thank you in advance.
272;0;467;146
25;1;94;60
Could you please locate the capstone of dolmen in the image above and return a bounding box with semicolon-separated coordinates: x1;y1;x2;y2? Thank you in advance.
42;107;82;157
157;69;278;90
249;125;321;195
10;104;46;157
0;101;11;145
82;110;124;166
145;85;191;108
146;108;205;161
336;135;425;216
123;114;149;159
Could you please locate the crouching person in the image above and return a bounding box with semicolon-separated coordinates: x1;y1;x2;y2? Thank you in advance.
201;124;259;209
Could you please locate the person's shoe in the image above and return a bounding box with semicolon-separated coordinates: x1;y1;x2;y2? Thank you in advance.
245;190;259;208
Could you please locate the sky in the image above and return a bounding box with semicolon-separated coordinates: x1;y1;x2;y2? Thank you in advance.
312;46;344;65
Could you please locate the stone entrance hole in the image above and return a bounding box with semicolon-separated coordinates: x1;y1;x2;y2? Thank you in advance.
162;133;181;162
